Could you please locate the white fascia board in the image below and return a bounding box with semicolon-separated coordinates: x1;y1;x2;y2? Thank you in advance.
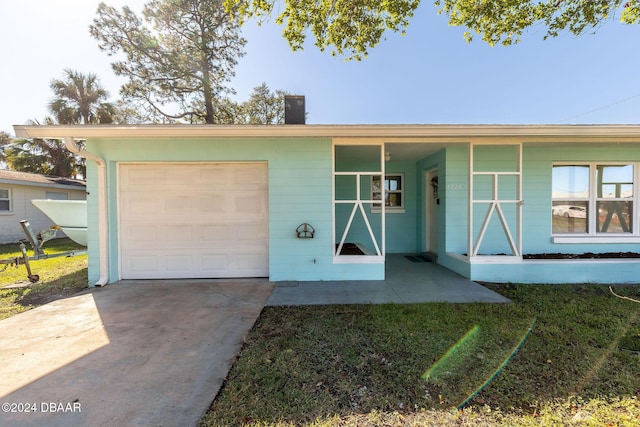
13;124;640;141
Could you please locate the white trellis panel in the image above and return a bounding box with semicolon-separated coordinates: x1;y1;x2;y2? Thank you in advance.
332;144;385;263
469;143;523;258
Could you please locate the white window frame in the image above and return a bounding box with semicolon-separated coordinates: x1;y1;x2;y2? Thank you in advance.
0;188;11;213
371;173;405;213
552;162;639;243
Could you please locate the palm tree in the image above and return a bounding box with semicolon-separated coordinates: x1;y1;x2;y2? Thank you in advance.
2;70;114;178
3;118;85;178
49;69;115;124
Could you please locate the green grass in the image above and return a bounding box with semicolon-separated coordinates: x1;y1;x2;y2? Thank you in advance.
0;239;637;425
0;238;88;320
201;284;640;426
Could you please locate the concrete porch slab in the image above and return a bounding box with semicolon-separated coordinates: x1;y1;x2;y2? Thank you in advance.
266;254;510;306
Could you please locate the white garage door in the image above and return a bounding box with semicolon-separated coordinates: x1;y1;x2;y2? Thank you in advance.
119;163;268;279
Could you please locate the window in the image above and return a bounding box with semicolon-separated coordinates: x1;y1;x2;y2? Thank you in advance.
552;165;589;233
45;191;69;200
552;164;634;235
0;189;10;212
372;174;404;211
596;165;633;233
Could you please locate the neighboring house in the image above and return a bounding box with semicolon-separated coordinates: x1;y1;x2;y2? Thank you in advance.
0;169;86;243
13;124;640;286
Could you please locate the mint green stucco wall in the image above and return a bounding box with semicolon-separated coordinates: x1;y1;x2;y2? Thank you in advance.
84;137;383;284
420;142;640;283
465;142;640;283
467;142;640;258
426;145;471;276
470;259;640;284
82;136;640;286
84;162;102;282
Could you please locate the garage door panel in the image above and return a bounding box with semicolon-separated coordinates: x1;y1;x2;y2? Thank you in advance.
234;194;266;215
165;255;193;272
235;224;267;242
127;255;158;273
127;225;266;249
125;226;159;244
164;195;195;215
122;252;269;279
200;255;228;273
195;167;228;185
119;163;268;279
197;195;227;214
123;197;162;216
164;167;192;186
233;166;268;188
122;168;162;186
163;225;195;244
201;225;229;243
236;254;269;273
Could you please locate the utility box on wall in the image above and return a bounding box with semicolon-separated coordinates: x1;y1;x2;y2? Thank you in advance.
284;95;305;124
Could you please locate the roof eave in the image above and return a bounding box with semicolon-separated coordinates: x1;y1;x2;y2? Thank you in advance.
0;179;86;190
13;123;640;140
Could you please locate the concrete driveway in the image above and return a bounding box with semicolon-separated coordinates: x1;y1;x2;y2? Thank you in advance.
0;280;273;427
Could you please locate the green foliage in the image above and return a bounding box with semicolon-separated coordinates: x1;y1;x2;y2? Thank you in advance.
436;0;639;46
2;132;84;178
205;83;289;124
622;2;640;23
212;96;247;124
242;82;289;124
202;284;640;426
90;0;246;124
226;0;420;60
0;131;11;146
226;1;640;59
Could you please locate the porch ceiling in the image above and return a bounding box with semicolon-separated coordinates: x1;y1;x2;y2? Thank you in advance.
385;142;450;162
337;142;451;163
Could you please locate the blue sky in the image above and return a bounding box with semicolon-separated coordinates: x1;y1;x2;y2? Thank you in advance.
1;0;639;135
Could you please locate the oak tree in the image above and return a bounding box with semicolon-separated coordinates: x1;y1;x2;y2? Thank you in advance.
225;0;640;59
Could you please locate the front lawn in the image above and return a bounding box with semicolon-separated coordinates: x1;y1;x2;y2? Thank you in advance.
202;284;640;426
0;238;88;320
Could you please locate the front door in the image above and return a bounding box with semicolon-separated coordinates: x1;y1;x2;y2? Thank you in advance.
425;169;439;255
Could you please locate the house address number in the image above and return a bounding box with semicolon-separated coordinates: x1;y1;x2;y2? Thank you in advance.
447;184;463;190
